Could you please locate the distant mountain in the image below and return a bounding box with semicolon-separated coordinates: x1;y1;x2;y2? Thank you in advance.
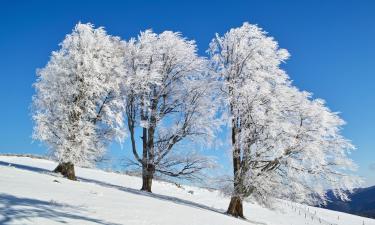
320;186;375;219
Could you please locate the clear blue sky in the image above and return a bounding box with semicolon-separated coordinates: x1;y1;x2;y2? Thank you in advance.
0;0;374;186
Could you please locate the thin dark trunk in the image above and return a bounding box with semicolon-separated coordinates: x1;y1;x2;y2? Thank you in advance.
141;88;157;192
140;96;151;191
141;163;154;192
53;162;76;181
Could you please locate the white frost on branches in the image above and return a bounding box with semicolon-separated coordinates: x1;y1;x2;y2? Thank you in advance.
123;30;221;180
209;22;360;207
31;21;360;205
32;23;126;167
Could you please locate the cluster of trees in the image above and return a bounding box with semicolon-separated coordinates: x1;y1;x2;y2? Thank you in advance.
32;22;359;218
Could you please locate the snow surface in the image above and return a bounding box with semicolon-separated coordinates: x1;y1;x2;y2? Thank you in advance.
0;156;373;225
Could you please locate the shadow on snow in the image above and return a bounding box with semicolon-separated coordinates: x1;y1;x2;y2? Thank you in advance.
0;193;122;225
0;160;258;224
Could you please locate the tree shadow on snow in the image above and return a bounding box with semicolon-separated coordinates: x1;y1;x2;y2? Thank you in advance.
0;160;259;224
0;160;52;174
0;193;122;225
79;178;264;224
82;176;227;213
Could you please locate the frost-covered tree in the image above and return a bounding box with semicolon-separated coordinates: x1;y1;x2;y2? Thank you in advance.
123;30;220;192
209;22;359;218
32;23;126;180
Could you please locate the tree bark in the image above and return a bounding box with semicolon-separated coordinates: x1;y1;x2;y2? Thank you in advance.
53;162;76;180
141;163;154;192
227;196;244;218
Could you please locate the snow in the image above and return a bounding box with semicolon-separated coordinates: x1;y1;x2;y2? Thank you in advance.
0;156;373;225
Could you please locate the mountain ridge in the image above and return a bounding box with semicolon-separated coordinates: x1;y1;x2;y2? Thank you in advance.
320;186;375;219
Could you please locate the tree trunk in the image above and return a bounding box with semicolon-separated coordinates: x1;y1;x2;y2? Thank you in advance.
141;163;154;192
227;103;245;218
227;196;244;218
53;162;76;181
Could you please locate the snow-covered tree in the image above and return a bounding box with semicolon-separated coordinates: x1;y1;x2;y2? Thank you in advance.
123;30;220;192
209;22;359;218
32;23;126;180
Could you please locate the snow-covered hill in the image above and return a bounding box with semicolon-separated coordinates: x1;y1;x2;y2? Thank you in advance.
0;156;373;225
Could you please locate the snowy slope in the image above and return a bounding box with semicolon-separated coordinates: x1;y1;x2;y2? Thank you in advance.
0;156;374;225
